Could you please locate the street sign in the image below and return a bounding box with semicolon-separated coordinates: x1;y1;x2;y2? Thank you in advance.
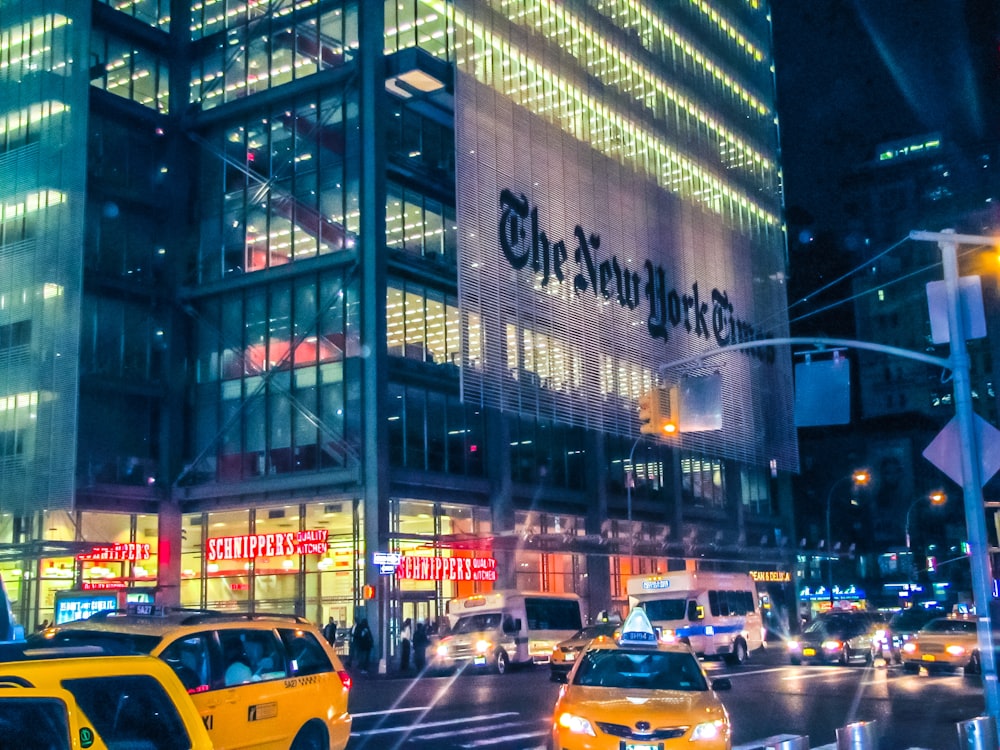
926;276;986;344
372;551;401;575
923;414;1000;486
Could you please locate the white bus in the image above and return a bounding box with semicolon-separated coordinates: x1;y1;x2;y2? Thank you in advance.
627;571;765;664
434;590;584;674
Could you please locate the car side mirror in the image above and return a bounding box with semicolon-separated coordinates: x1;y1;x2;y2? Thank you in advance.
711;677;732;691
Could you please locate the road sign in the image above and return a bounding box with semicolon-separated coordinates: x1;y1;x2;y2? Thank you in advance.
923;414;1000;486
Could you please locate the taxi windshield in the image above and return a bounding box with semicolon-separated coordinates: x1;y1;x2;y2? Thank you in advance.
450;613;502;634
572;648;708;691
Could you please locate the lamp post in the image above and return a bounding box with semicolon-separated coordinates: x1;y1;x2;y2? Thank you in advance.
905;491;947;600
910;229;999;720
825;469;870;608
626;436;640;558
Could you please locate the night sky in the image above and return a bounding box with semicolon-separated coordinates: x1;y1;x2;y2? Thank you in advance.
770;0;999;232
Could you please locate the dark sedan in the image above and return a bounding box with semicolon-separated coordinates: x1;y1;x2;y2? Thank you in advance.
789;611;886;666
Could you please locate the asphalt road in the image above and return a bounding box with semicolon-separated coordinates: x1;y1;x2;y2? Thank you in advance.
345;648;988;750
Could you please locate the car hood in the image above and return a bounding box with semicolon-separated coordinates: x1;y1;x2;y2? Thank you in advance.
559;685;728;725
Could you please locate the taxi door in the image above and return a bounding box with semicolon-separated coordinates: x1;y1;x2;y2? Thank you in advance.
196;628;291;750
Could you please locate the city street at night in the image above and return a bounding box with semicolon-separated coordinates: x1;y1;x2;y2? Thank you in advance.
346;650;986;750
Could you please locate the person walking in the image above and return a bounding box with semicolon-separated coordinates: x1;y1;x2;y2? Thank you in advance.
323;617;337;646
399;617;412;672
352;619;374;673
412;620;429;673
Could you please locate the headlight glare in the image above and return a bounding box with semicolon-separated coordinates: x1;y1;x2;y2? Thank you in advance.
475;639;492;654
691;719;726;740
557;712;596;736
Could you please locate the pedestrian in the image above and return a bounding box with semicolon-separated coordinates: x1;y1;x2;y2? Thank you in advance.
352;619;374;673
323;616;337;646
399;617;412;671
413;620;429;672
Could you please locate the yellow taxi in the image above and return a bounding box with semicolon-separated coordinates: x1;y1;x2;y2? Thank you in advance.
552;607;732;750
28;606;352;750
0;642;213;749
900;614;982;674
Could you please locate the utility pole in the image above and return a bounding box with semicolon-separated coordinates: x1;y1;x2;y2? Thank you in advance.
910;229;999;720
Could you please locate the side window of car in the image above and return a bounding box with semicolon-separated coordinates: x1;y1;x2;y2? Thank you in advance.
62;674;192;750
220;629;289;686
160;634;212;694
278;628;333;677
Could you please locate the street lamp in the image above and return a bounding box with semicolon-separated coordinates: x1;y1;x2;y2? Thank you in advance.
905;491;947;598
825;469;870;608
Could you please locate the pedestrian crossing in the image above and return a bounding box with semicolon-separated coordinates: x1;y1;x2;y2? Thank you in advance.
348;707;549;749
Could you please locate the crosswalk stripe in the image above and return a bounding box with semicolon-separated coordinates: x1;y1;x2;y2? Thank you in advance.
350;711;518;737
459;730;550;748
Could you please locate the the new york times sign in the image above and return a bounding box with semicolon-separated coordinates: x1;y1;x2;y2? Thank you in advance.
498;190;776;362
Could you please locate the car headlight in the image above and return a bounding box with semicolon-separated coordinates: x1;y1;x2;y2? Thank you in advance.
436;644;449;657
902;642;917;654
475;639;492;654
787;640;800;651
557;712;596;737
946;645;967;657
691;719;727;740
821;640;843;651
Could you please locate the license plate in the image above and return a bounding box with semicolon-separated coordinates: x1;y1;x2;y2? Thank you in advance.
922;655;936;662
624;744;658;750
802;648;816;656
565;653;576;662
474;656;486;665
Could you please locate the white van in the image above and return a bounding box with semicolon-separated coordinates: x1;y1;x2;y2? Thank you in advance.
433;590;584;674
627;571;765;664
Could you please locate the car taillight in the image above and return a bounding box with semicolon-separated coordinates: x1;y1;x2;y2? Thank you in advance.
337;670;352;690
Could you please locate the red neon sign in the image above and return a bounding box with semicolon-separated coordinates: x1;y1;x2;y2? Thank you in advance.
395;556;497;582
78;543;151;562
205;529;329;562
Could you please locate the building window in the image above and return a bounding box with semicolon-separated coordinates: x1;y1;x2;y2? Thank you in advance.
681;453;725;509
386;384;484;477
740;465;770;516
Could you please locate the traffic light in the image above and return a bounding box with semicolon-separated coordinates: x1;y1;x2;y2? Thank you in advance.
638;387;677;435
362;584;376;600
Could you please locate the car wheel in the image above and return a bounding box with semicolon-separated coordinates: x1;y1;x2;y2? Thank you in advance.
839;647;850;666
903;662;919;674
494;650;509;675
290;723;327;750
725;639;748;666
790;656;801;666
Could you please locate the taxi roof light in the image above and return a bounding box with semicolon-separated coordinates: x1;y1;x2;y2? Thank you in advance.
617;607;658;646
